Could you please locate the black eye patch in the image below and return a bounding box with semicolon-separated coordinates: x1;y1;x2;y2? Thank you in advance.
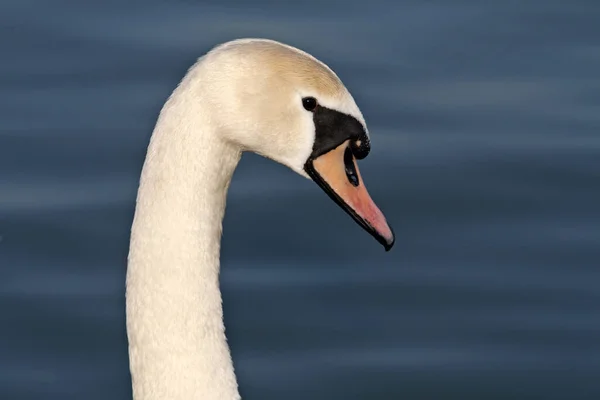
308;105;370;160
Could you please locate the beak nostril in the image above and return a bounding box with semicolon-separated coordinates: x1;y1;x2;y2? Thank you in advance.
344;146;360;187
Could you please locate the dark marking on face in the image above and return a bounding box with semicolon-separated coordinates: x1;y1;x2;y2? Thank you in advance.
308;105;370;161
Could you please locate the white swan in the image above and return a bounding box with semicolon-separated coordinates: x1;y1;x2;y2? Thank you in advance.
126;38;394;400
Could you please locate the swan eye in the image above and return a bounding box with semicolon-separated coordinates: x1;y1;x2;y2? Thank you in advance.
302;97;317;112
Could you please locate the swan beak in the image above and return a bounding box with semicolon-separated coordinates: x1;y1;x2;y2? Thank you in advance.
305;140;395;251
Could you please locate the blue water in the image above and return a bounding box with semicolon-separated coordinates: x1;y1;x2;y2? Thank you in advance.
1;1;600;399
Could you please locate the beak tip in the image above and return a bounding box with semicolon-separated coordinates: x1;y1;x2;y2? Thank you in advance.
384;241;394;252
380;226;395;252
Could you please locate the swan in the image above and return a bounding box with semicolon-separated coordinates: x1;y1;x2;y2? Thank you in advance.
126;38;394;400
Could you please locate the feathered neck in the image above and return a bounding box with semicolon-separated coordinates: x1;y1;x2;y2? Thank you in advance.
126;79;242;400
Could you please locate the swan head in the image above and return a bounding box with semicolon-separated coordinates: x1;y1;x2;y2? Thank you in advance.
197;39;394;251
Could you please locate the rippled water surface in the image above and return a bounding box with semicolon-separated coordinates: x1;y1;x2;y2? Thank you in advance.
1;1;600;399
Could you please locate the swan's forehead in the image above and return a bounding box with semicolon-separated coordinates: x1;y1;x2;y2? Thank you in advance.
231;40;344;94
263;45;366;128
216;39;367;129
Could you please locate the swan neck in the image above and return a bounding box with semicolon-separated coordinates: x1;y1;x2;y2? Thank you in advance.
126;94;242;400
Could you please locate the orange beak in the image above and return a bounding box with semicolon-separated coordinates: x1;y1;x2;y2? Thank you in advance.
305;140;395;251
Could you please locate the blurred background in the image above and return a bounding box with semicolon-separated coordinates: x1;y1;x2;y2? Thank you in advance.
1;1;599;399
